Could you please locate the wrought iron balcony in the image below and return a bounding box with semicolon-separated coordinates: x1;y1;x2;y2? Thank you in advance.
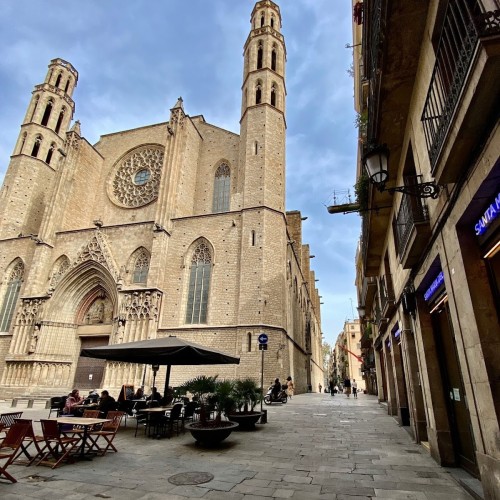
421;1;500;171
379;273;395;316
393;178;432;268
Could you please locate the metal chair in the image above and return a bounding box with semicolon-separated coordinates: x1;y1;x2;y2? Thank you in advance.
181;401;198;431
158;403;183;438
48;396;65;418
0;422;30;482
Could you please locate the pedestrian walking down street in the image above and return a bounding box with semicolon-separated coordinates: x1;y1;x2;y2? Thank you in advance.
318;383;322;393
343;377;351;397
329;380;334;396
286;376;294;399
352;379;358;398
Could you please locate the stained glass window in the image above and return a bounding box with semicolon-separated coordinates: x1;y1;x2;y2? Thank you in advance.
185;242;212;324
212;164;230;213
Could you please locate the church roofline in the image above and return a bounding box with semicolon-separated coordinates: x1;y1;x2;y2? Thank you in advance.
98;121;169;139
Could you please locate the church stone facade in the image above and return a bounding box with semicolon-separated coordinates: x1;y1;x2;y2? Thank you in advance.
0;0;323;398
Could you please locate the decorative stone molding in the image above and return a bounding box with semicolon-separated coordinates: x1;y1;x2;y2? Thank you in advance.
68;231;120;281
119;290;162;321
17;298;45;326
108;145;164;208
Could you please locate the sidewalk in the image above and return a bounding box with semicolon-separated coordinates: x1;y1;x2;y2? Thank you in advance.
0;393;476;499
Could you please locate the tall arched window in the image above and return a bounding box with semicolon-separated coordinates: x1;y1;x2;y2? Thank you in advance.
41;99;53;127
185;242;212;324
257;41;263;69
271;46;277;71
212;163;230;213
247;333;252;352
55;73;62;88
271;84;277;107
0;260;24;332
55;107;65;134
260;13;265;27
255;82;262;105
19;132;27;154
64;78;71;93
30;96;39;122
133;250;150;283
45;143;56;165
31;135;42;158
271;15;275;28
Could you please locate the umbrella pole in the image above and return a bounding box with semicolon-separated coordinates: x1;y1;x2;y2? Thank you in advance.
164;365;171;399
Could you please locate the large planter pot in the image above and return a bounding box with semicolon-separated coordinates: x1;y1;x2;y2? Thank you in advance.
185;421;239;445
226;412;263;430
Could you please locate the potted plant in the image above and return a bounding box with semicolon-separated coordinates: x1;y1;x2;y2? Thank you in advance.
226;378;263;430
180;375;239;445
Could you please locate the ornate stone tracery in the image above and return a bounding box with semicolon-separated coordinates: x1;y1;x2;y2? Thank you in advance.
120;290;162;321
108;145;164;208
17;298;45;326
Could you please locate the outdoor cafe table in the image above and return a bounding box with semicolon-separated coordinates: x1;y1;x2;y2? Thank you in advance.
139;406;173;437
54;417;111;460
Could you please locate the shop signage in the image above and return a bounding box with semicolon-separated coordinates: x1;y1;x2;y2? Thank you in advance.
475;191;500;236
424;271;444;301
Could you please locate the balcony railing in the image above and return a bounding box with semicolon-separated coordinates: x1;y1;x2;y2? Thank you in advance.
421;1;500;170
394;178;430;258
379;274;395;313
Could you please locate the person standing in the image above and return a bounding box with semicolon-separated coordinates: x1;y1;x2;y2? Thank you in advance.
329;380;334;396
318;383;322;393
343;377;351;397
286;376;294;399
352;379;358;398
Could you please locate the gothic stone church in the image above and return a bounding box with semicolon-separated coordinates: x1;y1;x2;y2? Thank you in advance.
0;0;323;398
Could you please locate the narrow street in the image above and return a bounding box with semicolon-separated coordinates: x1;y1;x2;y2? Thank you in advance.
0;392;478;499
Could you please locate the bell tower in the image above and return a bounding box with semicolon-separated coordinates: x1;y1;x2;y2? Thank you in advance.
0;58;78;239
239;0;286;212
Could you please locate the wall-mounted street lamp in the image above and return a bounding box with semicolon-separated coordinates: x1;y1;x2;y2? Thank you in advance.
363;143;441;199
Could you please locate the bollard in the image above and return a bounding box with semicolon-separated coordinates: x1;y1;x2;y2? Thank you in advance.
260;409;267;424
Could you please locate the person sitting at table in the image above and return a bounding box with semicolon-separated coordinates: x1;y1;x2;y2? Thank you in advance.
97;390;117;416
146;387;162;406
83;389;99;405
63;388;83;416
133;387;144;399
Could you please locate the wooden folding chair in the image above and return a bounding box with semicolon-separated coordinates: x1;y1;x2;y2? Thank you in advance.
88;411;124;455
12;418;44;466
0;412;23;437
37;419;79;469
62;410;101;452
0;422;30;483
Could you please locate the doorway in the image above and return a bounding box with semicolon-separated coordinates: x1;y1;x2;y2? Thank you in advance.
431;297;478;476
74;336;109;390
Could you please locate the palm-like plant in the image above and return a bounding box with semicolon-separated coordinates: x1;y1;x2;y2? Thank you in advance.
232;378;262;413
179;375;217;425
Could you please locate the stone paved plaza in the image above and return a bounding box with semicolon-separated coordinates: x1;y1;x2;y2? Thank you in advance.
0;393;476;499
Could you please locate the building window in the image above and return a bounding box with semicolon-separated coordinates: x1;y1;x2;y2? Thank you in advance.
271;84;277;107
133;250;150;283
55;108;65;134
41;99;53;127
212;163;230;213
185;242;212;324
257;41;263;69
19;132;27;154
64;78;71;93
256;82;262;105
271;15;275;28
30;96;39;122
0;260;24;332
55;73;62;88
251;230;256;246
31;135;42;158
248;332;252;352
271;47;277;71
45;143;55;165
260;13;265;27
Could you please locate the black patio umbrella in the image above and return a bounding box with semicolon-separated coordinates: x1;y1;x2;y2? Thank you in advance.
80;336;240;398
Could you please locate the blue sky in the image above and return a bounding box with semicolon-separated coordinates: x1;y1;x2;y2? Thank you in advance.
0;0;360;346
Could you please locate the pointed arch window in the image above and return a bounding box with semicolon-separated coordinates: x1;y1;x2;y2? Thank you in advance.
31;135;42;158
271;15;275;28
0;260;24;332
133;250;150;283
260;13;265;27
255;82;262;105
30;96;39;122
55;107;65;134
64;78;71;93
271;84;277;107
55;73;62;88
19;132;27;154
212;163;230;213
257;41;263;70
41;99;53;127
45;143;56;165
271;46;277;71
185;242;212;324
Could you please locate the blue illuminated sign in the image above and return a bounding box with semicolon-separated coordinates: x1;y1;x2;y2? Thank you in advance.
475;191;500;236
424;271;444;302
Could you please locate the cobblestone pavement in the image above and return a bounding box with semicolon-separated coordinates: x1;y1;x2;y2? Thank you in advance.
0;392;474;499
